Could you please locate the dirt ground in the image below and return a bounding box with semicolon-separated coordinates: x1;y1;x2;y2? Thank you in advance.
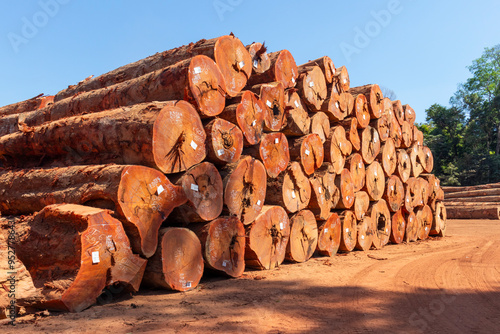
3;219;500;334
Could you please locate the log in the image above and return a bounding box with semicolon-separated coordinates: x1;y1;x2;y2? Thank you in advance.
324;127;346;174
341;117;361;151
204;118;244;165
252;132;290;178
353;191;370;220
421;146;434;173
416;177;430;207
142;227;203;291
170;162;223;223
300;56;335;84
338;210;357;252
332;66;350;93
355;215;373;251
247;42;271;74
0;94;53;117
404;177;420;213
368;199;391;248
416;205;433;240
400;121;413;148
308;163;340;219
390;209;406;244
383;175;405;212
246;50;298;89
266;161;312;214
316;212;341;256
221;156;267;225
370;112;391;142
282;91;311;137
297;65;328;111
13;204;147;312
218;91;265;146
378;138;397;177
335;169;355;209
349;84;383;119
288;133;324;175
338;92;355;118
285;210;318;263
345;153;366;192
404;210;418;242
0;101;207;174
360;125;381;164
396;149;411;183
251;81;287;132
389;115;403;148
320;92;345;122
441;182;500;193
403;104;416;125
352;94;371;129
364;161;386;201
444;202;500;207
408;144;424;178
245;205;291;270
442;187;500;199
444;197;500;204
192;216;246;277
0;164;187;258
309;112;330;144
392;100;404;126
431;202;447;237
446;206;500;220
413;126;424;146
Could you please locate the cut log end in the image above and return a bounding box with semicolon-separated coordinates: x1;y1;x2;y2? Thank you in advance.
316;212;341;257
286;210;318;263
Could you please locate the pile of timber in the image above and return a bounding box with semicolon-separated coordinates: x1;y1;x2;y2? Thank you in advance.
443;183;500;220
0;34;447;319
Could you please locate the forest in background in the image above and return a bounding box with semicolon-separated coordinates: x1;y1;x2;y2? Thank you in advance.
418;45;500;186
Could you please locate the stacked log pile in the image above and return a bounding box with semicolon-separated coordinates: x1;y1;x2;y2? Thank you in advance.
443;183;500;220
0;34;447;319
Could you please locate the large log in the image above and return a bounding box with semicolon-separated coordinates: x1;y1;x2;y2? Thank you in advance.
245;206;291;270
316;212;341;256
12;204;147;312
297;65;328;111
221;156;267;225
408;144;424;178
142;228;203;291
341;117;361;151
345;153;366;192
251;81;287;132
370;112;391;143
0;101;207;174
392;100;404;126
0;164;186;258
349;84;383;119
352;94;370;129
338;210;357;252
282;91;311;137
360;125;381;164
444;197;500;204
390;209;406;244
192;216;246;277
396;149;411;183
368;199;391;248
355;215;373;251
404;210;419;242
300;56;335;84
389;115;403;148
335;169;355;209
403;177;420;213
416;205;433;240
353;191;370;220
441;182;500;193
378;138;397;177
403;104;416;125
247;132;290;178
204;118;244;165
400;121;413;148
364;161;386;201
0;94;53;117
309;112;330;144
246;50;298;89
431;202;447;236
446;206;500;220
308;163;340;219
442;187;500;199
421;146;434;173
247;42;271;74
383;175;405;212
285;210;318;263
332;66;350;93
288;133;324;175
320;92;345;122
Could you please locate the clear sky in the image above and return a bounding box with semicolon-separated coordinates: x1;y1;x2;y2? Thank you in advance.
1;0;499;124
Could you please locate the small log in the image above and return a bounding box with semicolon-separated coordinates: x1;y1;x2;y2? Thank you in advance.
390;209;406;244
332;66;350;93
297;65;328;111
266;161;312;214
441;182;500;193
396;149;411;183
282;91;311;137
205;118;244;165
360;125;381;164
403;104;416;125
383;175;405;212
341;117;361;151
421;146;434;173
246;50;298;89
345;153;366;192
308;163;340;219
353;191;370;220
446;206;500;220
349;84;383;119
252;81;287;132
431;202;447;237
404;210;419;242
221;156;267;225
338;210;357;252
142;228;204;291
310;112;330;144
288;133;324;175
378;138;397;177
416;205;433;240
192;216;246;277
408;144;424;178
247;42;271;74
245;206;291;270
254;132;290;178
285;210;318;263
355;215;373;251
352;94;371;129
364;161;386;201
335;169;355;209
316;212;342;256
0;94;53;117
400;121;413;148
368;199;392;248
218;91;264;146
392;100;404;126
301;56;335;84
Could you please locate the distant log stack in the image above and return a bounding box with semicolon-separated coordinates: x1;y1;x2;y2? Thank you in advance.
443;183;500;220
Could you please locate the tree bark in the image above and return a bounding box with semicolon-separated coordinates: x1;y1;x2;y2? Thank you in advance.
309;112;330;144
204;118;244;165
142;227;203;291
297;65;328;112
345;153;366;192
300;56;335;84
251;81;287;132
246;50;298;89
288;134;324;175
244;206;291;270
285;210;318;263
282;91;311;137
247;42;271;74
349;84;383;119
316;212;341;256
360;125;381;164
338;210;357;252
0;94;53;117
364;161;386;201
390;209;406;244
383;175;405;212
335;169;355;209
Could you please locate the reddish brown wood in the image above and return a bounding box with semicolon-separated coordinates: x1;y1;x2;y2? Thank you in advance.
288;134;324;175
283;91;311;137
297;65;328;112
390;209;406;244
404;210;418;242
431;202;447;236
247;42;271;74
335;169;355;209
355;215;373;251
308;163;340;219
332;66;350;93
320;92;346;122
400;121;413;148
441;182;500;193
416;205;433;240
364;161;386;201
349;84;383;119
245;206;291;270
421;146;434;173
390;115;403;148
354;191;370;220
404;104;416;125
367;199;391;248
285;210;318;263
310;112;330;144
396;149;411;183
345;153;366;192
266;161;312;214
142;227;203;291
316;212;341;256
252;81;287;132
324;128;346;174
408;144;424;178
360;125;381;164
0;94;53;117
443;187;500;199
204;118;244;165
193;216;246;277
416;177;430;207
246;50;298;89
446;206;500;220
370;112;391;142
301;56;336;84
378;138;397;176
338;210;357;252
392;100;404;126
341;117;361;151
383;175;405;212
404;177;420;213
257;132;290;178
352;94;371;129
413;125;424;146
221;156;267;225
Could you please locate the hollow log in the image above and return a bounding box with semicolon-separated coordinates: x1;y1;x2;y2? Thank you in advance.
352;94;370;129
400;121;413;148
332;66;350;93
354;191;370;221
297;65;328;111
244;206;290;270
403;104;416;125
192;216;246;277
204;118;244;165
310;112;330;144
300;56;335;84
220;156;267;225
364;161;386;201
247;42;271;74
355;215;373;251
390;209;406;244
266;161;312;214
316;212;341;256
392;100;404;126
142;227;203;291
335;169;355;209
416;205;433;240
308;163;340;219
282;91;311;137
251;81;287;132
349;84;383;119
360;125;381;164
345;153;366;192
13;204;147;312
431;202;447;237
285;210;318;263
246;50;298;89
0;94;53;117
368;199;391;248
341;117;361;151
338;210;357;252
218;91;264;146
383;175;405;212
446;206;500;220
404;210;419;242
288;133;324;175
0;164;186;258
396;149;411;183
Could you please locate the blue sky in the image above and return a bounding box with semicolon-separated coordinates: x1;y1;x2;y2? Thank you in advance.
1;0;499;124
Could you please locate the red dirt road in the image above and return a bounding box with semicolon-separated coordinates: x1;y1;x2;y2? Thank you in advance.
4;219;500;333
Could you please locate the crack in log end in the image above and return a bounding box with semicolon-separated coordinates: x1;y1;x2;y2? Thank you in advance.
218;129;235;150
375;92;383;105
269;224;281;246
196;80;222;101
164;131;186;173
239;178;254;218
